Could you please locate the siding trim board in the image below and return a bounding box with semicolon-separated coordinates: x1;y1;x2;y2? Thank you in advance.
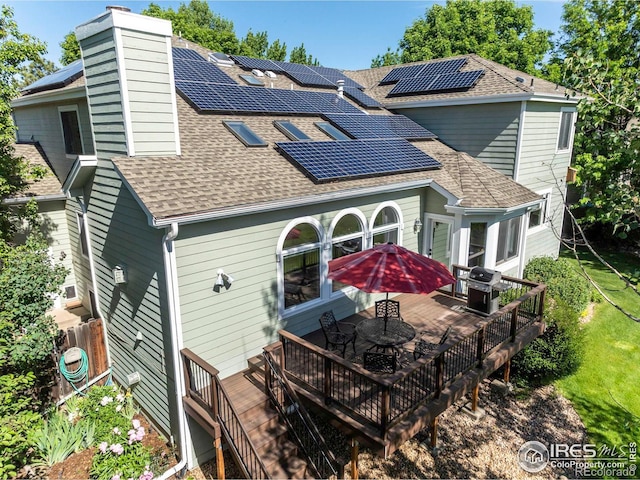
165;37;182;156
512;101;527;181
113;27;135;156
12;88;86;108
389;92;580;110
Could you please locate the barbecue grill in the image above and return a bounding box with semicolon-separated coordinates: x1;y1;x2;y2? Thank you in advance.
466;266;508;315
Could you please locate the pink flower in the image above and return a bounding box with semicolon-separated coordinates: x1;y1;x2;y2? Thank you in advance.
113;427;121;435
98;442;109;454
138;467;153;480
132;418;141;429
111;475;121;480
110;443;124;455
135;427;145;441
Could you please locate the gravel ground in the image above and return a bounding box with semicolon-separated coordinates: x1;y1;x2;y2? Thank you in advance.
192;381;587;479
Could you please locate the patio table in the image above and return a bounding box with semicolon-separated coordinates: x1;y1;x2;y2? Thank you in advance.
356;318;416;353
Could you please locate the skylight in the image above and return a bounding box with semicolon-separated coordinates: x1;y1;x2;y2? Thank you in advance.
314;122;351;141
223;121;268;147
274;121;311;141
240;74;265;86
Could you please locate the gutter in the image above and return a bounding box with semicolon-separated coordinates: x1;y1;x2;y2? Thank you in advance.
2;193;66;205
11;86;86;108
386;92;580;110
445;198;542;215
157;222;188;480
151;179;433;227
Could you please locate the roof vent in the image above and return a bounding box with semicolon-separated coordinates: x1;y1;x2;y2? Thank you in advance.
106;5;131;12
515;76;525;83
264;70;277;78
208;52;234;67
252;69;265;77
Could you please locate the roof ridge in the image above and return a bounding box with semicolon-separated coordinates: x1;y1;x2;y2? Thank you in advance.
456;152;507;206
467;54;531;93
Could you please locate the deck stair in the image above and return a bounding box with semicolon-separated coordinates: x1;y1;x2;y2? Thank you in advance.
221;358;312;479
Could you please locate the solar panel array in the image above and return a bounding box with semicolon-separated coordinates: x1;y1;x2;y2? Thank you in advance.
277;139;441;183
172;47;363;114
343;88;382;108
324;114;436;140
22;60;84;94
388;69;484;96
379;57;484;96
231;55;363;90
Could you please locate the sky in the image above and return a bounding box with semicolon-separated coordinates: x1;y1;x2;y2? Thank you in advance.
7;0;567;71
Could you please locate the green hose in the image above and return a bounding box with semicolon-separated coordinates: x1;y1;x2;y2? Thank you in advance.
59;347;89;395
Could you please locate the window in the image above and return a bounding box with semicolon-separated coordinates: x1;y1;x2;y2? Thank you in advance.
59;106;84;155
371;205;401;245
76;211;89;258
557;110;575;151
529;191;551;229
282;222;321;309
330;214;364;292
239;74;264;86
223;120;267;147
314;121;350;141
496;217;521;264
274;121;311;141
468;222;487;267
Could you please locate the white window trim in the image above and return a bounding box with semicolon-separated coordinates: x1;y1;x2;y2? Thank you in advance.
76;211;90;259
555;107;576;154
527;188;553;234
423;213;454;266
58;105;85;159
277;217;325;318
369;201;404;247
328;208;367;297
495;215;522;266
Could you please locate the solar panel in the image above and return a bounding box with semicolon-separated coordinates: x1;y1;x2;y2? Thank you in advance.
22;60;84;94
230;55;282;72
277;139;441;183
173;58;237;85
286;71;336;87
343;88;382;108
426;69;484;92
172;47;204;61
420;58;468;77
281;62;315;74
379;64;426;85
324;114;437;140
387;75;438;96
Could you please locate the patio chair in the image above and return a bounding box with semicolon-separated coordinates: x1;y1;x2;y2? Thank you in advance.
318;311;357;357
375;299;402;322
363;351;398;374
413;326;452;360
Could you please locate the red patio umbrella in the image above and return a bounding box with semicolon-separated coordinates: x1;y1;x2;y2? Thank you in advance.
328;242;455;296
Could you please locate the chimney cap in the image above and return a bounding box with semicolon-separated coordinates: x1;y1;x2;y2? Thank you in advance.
106;5;131;12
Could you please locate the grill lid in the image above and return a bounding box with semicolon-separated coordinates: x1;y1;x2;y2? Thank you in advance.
468;266;501;284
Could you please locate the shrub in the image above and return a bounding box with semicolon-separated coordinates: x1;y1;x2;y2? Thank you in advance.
79;385;137;442
32;409;93;467
512;299;584;385
524;256;591;313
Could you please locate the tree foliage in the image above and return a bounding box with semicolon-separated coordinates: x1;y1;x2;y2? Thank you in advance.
554;0;640;239
289;43;319;66
381;0;552;74
59;31;81;65
371;47;402;68
0;6;48;239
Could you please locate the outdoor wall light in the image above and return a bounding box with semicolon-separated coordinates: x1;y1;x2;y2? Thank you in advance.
213;269;234;293
414;218;423;234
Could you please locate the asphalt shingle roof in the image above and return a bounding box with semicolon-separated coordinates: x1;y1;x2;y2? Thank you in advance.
11;142;63;198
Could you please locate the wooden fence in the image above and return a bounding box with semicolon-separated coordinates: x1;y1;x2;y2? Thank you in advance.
53;318;109;400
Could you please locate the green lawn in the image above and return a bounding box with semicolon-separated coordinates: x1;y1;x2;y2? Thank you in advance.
557;247;640;447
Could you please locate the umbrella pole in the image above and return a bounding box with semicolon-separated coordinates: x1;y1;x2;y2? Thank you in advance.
384;292;389;333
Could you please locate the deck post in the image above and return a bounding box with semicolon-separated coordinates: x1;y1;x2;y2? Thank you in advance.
350;438;359;480
510;306;519;342
430;416;438;448
215;437;225;480
503;358;511;383
537;288;546;319
476;327;485;368
471;383;480;411
324;356;332;405
181;352;192;399
381;387;390;437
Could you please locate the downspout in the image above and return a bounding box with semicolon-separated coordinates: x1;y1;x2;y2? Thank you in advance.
157;222;188;480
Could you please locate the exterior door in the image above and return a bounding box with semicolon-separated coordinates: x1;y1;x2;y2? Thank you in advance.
427;217;453;268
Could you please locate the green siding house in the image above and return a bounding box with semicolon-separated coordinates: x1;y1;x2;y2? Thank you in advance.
11;7;578;472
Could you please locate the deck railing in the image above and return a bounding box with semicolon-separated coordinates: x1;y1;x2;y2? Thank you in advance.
263;344;343;479
181;349;270;479
279;275;545;439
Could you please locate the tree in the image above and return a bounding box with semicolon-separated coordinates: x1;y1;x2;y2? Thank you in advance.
289;43;319;66
391;0;552;74
17;57;57;89
239;30;269;58
142;0;240;54
553;0;639;240
266;39;287;62
371;47;402;68
0;6;48;239
59;31;80;65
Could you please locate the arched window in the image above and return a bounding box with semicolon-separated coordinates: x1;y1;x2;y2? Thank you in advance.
371;204;402;245
330;213;365;292
281;222;321;309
